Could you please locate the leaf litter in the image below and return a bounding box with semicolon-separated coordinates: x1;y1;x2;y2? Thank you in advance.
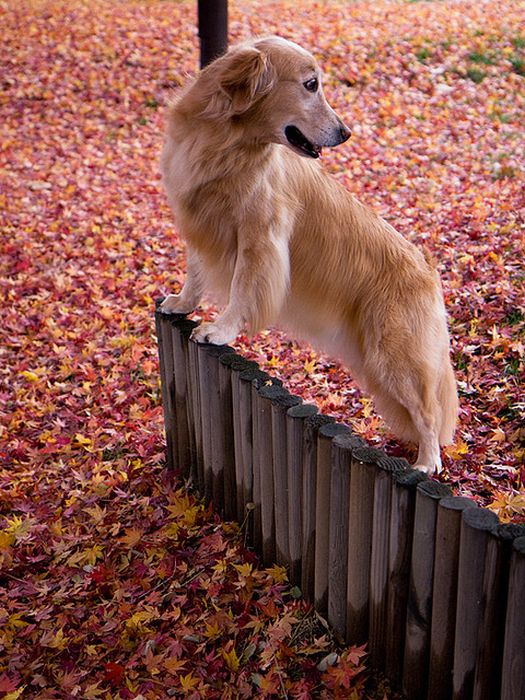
0;0;524;696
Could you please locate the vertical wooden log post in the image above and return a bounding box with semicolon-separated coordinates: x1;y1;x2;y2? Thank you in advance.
269;390;302;568
346;445;379;645
403;480;452;700
314;423;351;615
368;454;409;670
301;414;335;601
474;523;525;700
385;468;428;684
187;338;204;491
501;535;525;700
154;307;179;471
196;342;234;511
215;347;237;520
251;377;284;563
328;433;363;640
286;404;319;587
453;507;499;699
170;318;199;479
427;496;478;700
220;354;258;521
198;0;228;68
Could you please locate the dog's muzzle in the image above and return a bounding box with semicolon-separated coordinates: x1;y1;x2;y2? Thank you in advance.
285;122;351;158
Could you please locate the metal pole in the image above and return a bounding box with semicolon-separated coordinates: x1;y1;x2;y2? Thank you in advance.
198;0;228;68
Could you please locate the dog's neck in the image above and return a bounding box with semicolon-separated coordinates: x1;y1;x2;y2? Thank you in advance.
168;108;275;190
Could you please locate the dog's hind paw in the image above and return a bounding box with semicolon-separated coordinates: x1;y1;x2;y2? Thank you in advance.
414;450;442;475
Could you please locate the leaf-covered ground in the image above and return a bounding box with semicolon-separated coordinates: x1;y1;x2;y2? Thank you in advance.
0;0;524;696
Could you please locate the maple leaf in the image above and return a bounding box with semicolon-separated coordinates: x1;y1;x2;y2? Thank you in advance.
1;2;524;697
445;439;469;461
103;662;125;685
266;564;288;584
488;490;525;523
83;682;106;699
164;657;187;675
222;645;240;672
3;689;26;700
3;515;32;540
39;628;68;650
304;357;316;374
0;675;19;694
179;672;200;691
119;527;144;547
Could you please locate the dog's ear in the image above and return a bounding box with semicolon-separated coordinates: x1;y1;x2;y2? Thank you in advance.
218;47;274;114
198;46;275;120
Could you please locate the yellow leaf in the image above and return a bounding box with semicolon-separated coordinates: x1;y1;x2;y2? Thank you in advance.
361;397;374;419
204;620;221;640
125;608;158;630
488;490;525;523
222;646;240;672
266;564;288;583
84;544;104;566
489;427;506;443
4;688;26;700
0;531;15;548
304;358;316;374
4;515;32;539
445;439;468;461
83;682;105;698
179;673;199;691
47;628;69;649
66;544;103;568
164;657;187;675
234;562;253;578
120;527;143;547
74;433;93;448
19;370;39;382
6;613;29;632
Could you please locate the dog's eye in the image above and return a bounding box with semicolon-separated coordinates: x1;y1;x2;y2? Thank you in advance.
303;77;318;93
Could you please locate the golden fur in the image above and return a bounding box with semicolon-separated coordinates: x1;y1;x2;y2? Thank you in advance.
160;36;458;472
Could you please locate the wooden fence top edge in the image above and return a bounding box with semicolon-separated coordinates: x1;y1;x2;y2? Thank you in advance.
513;535;525;555
318;422;351;440
462;506;499;532
440;495;479;512
417;479;453;500
287;403;318;419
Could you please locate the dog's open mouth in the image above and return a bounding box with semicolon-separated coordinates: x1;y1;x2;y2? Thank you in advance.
284;125;321;159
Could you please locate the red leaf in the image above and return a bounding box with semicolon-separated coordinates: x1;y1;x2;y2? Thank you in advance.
103;662;125;685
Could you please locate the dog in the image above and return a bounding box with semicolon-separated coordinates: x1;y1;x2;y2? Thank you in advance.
159;35;458;473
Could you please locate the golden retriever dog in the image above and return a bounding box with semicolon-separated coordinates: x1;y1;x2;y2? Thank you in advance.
160;36;458;473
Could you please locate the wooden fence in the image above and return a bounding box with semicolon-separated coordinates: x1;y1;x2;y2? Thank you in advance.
155;308;525;700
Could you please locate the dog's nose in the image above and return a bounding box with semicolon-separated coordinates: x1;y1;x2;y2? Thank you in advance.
339;124;351;143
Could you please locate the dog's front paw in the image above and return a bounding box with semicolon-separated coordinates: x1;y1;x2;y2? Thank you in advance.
191;321;239;346
159;294;195;315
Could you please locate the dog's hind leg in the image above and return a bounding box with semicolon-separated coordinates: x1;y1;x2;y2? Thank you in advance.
160;248;204;315
367;362;444;474
397;388;443;474
414;426;442;474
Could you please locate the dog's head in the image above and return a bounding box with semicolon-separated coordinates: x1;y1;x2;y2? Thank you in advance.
197;36;350;158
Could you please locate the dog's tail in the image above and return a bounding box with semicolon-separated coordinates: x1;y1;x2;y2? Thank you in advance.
438;361;459;445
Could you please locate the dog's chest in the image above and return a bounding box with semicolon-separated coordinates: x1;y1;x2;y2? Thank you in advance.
178;182;239;259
